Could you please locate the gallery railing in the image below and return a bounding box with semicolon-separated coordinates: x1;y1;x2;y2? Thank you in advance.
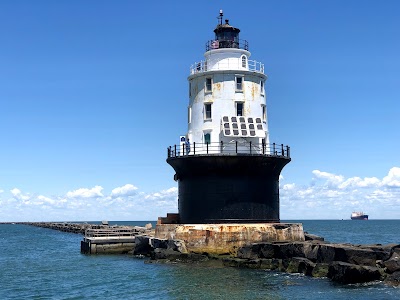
167;141;290;159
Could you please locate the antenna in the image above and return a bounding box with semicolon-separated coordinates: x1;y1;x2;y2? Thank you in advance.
218;9;223;25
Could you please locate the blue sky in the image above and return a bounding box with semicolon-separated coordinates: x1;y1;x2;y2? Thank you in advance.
0;0;399;221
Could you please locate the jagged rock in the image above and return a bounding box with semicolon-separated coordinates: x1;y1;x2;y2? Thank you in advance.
311;263;329;278
383;253;400;274
222;258;261;269
303;243;319;261
312;244;379;266
151;248;191;261
259;258;282;270
150;238;168;249
286;257;315;275
363;244;397;261
304;233;324;241
167;239;188;254
260;243;275;259
133;235;152;255
335;246;378;266
384;271;400;286
237;243;262;259
328;261;382;284
222;257;249;268
273;242;305;259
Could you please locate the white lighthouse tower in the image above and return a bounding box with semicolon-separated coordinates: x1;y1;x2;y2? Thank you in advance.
166;11;291;224
186;11;268;154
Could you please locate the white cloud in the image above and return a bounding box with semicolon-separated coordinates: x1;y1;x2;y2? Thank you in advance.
66;186;104;198
382;167;400;188
283;183;296;191
37;195;56;205
111;184;138;197
0;189;4;193
281;167;400;219
144;187;177;200
312;170;344;185
10;188;31;201
1;167;399;222
338;176;380;189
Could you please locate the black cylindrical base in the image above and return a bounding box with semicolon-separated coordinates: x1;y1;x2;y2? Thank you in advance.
167;155;290;224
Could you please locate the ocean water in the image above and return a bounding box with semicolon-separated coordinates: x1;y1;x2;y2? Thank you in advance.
0;220;399;299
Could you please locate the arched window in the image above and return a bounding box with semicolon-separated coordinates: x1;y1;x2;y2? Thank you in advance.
241;55;247;68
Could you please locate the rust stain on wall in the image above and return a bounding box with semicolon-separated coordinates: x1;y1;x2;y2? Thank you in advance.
155;223;305;255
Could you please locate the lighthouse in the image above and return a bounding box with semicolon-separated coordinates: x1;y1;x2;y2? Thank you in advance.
166;12;291;224
156;12;304;254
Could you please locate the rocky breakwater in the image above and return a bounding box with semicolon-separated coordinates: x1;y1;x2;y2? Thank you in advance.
133;233;400;286
232;234;400;286
20;222;95;234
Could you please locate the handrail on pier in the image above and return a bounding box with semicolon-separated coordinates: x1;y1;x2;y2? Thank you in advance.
85;228;137;239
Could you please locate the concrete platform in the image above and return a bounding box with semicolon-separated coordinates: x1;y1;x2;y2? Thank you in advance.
155;223;305;255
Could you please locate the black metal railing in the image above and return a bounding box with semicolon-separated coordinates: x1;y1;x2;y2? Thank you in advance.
167;141;290;159
205;39;249;51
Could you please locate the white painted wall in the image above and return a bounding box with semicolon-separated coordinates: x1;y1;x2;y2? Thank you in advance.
186;48;269;154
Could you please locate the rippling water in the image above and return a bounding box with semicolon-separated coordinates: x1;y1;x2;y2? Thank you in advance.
1;221;399;299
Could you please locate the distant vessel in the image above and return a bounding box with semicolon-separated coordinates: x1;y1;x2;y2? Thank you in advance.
351;212;368;220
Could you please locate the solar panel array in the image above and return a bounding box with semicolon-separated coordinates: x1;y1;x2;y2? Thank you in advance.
222;116;264;137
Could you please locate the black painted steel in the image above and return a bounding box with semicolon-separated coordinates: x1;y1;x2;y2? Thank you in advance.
167;155;290;224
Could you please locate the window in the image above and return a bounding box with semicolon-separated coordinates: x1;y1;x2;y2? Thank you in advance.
204;133;211;144
241;55;247;68
204;103;212;120
189;82;192;97
261;104;266;122
236;102;244;116
205;77;212;92
236;76;243;91
260;80;264;95
188;106;192;123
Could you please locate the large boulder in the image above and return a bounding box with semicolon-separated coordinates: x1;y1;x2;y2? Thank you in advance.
259;258;282;271
314;244;379;266
383;253;400;274
286;257;315;276
384;271;400;286
272;242;305;259
260;243;275;259
363;244;397;261
151;248;207;262
311;263;329;278
304;233;324;241
237;243;262;259
315;244;336;263
222;258;261;269
133;235;152;255
328;261;382;284
167;239;188;254
150;238;169;249
335;246;378;266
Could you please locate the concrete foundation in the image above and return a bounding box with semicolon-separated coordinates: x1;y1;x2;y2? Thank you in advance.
81;238;136;254
155;223;305;255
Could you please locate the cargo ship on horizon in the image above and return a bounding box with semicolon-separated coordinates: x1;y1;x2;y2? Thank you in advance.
351;211;368;220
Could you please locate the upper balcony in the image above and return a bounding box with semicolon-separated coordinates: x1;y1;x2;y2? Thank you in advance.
190;58;264;75
205;39;249;51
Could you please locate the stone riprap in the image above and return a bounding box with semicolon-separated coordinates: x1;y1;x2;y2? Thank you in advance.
133;233;400;286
